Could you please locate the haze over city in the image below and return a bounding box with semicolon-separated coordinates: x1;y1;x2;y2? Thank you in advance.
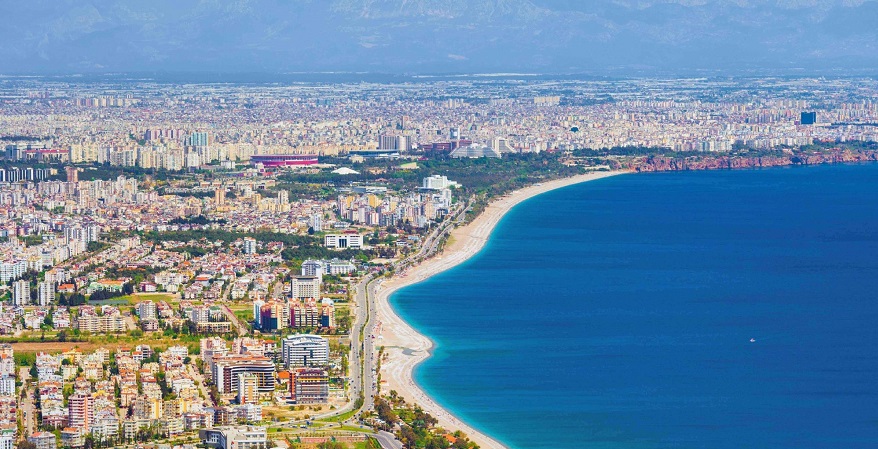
2;0;878;75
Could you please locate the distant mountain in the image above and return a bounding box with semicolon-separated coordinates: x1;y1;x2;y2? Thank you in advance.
1;0;876;75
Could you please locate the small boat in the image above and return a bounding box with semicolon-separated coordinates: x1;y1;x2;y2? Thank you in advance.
749;338;756;343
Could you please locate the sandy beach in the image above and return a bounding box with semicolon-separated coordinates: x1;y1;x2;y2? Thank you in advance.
373;170;628;449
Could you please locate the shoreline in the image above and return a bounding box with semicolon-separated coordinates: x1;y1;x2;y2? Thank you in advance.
373;170;629;449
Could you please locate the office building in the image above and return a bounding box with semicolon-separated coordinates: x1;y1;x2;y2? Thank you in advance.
291;276;320;300
212;356;276;394
291;368;329;404
200;426;267;449
281;335;329;368
801;111;817;125
323;233;364;249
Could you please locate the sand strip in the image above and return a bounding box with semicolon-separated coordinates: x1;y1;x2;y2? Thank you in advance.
374;170;628;449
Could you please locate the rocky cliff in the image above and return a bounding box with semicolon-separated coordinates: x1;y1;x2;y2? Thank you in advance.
633;149;878;173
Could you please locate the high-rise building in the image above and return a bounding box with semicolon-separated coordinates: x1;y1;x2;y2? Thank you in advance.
215;188;226;206
242;238;257;255
187;132;210;147
291;368;329;404
290;276;320;300
68;393;95;430
252;299;265;329
37;281;54;306
281;335;329;368
309;214;322;232
801;111;817;125
136;301;157;320
12;280;29;306
237;373;259;404
65;166;79;183
300;260;325;281
212;356;276;394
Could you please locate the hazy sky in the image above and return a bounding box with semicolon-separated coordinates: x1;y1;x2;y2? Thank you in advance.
2;0;877;75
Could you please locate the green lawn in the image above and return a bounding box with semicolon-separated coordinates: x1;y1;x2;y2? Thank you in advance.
320;408;359;423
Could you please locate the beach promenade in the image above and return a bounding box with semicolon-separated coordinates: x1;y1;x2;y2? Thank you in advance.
372;170;628;449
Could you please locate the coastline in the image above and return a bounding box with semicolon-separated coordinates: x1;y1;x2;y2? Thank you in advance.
373;170;629;449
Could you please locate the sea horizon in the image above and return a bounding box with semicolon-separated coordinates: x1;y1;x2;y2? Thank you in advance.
390;162;878;449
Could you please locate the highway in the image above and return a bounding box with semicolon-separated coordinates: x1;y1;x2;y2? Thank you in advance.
359;202;468;413
312;202;468;448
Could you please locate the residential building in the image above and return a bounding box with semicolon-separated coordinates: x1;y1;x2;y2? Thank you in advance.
237;373;259;405
27;432;57;449
12;280;29;306
68;393;95;430
136;301;157;320
36;281;54;306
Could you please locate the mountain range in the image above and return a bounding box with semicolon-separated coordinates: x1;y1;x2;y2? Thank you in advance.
1;0;877;75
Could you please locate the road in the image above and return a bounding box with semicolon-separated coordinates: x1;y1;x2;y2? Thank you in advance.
374;430;404;449
303;201;468;447
221;305;248;336
19;366;35;436
359;202;468;413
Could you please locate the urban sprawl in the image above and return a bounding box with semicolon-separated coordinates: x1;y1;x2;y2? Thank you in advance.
0;75;876;449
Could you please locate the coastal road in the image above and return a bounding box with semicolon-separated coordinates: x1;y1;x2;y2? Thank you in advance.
318;202;466;427
359;202;468;412
374;430;404;449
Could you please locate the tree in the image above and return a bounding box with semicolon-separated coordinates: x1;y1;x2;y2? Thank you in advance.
17;440;37;449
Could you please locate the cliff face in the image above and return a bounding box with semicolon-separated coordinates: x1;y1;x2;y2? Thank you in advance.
633;149;878;173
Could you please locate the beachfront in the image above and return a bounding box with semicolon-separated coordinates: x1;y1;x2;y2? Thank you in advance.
372;170;628;449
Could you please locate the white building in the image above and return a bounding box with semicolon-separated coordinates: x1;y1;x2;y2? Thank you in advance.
243;238;257;255
37;281;54;306
200;426;267;449
300;260;325;280
136;301;157;320
422;175;460;190
12;280;30;306
291;276;320;300
281;335;329;368
0;376;14;396
324;233;364;249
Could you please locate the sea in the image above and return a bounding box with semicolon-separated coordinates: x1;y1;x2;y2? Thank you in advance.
389;163;878;449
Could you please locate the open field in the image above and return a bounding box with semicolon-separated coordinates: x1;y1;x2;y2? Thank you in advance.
9;335;198;354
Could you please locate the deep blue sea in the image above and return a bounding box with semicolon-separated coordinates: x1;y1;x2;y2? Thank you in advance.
390;164;878;449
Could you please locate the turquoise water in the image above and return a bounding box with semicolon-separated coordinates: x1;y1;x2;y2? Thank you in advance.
390;164;878;449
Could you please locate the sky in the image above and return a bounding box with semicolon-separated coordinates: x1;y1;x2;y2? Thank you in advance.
1;0;877;75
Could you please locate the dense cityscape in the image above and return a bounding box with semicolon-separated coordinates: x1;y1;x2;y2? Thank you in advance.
1;74;877;449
